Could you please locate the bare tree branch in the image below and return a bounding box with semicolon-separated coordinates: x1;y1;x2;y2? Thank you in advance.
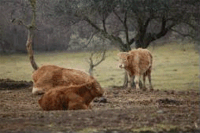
82;31;98;49
93;49;106;67
11;18;28;29
102;18;107;32
83;16;128;51
113;10;123;24
87;48;106;76
170;28;195;38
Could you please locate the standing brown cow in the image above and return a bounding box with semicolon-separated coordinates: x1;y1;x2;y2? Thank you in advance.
118;48;153;90
32;65;99;95
38;80;104;111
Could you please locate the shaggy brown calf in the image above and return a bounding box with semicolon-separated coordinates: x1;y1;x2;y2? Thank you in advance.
32;65;98;95
118;48;153;90
38;80;104;111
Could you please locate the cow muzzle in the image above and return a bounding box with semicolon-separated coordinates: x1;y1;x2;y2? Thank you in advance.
119;64;125;68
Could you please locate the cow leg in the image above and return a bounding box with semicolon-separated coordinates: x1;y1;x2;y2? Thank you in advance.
68;94;88;110
134;75;140;90
127;73;132;88
32;86;45;95
88;104;92;109
147;71;153;91
68;101;88;110
143;73;147;90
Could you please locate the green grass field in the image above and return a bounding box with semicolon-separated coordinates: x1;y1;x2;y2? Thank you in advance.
0;43;199;91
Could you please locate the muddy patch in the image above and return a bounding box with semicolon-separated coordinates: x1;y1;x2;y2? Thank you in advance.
0;79;199;133
0;78;32;90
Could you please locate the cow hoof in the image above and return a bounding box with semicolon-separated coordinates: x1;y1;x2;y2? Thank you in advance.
99;97;107;103
127;87;132;90
142;87;147;91
93;97;107;103
150;88;154;91
136;87;140;91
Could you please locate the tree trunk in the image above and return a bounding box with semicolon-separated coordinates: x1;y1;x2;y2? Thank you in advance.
135;41;143;49
26;0;38;70
135;40;150;49
26;29;38;70
89;65;93;76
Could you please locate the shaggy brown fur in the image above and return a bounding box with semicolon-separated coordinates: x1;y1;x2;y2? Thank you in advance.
118;48;153;90
32;65;98;95
38;80;104;111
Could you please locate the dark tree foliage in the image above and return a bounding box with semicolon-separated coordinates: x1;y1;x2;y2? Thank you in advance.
55;0;200;51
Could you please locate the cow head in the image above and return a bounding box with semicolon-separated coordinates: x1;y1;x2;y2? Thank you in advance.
86;80;104;97
117;52;131;69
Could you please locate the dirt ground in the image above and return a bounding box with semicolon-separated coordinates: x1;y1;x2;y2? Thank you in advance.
0;79;199;133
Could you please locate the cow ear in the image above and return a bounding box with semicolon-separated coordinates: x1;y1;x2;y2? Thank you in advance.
117;53;121;57
117;52;128;57
127;54;131;60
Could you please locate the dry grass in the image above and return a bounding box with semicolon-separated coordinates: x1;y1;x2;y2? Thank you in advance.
0;43;198;91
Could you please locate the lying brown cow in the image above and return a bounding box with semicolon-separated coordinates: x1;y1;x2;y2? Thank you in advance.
118;48;153;90
38;80;104;111
32;65;98;95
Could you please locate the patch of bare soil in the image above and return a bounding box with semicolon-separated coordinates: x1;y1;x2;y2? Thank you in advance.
0;79;32;90
0;79;199;133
